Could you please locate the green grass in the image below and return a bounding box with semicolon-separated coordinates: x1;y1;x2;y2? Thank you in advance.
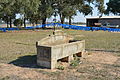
63;29;120;53
0;30;52;63
0;29;120;80
0;29;120;63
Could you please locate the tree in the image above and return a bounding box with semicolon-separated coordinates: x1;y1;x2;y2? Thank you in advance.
14;0;40;27
26;0;41;27
106;0;120;15
53;0;104;24
0;0;105;28
60;4;77;25
0;0;16;28
94;0;105;16
54;0;70;24
39;0;54;28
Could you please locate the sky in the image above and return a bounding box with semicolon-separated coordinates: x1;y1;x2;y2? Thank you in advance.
47;0;110;23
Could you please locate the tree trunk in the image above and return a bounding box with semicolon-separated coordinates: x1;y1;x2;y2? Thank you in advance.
61;16;65;28
42;18;46;29
29;18;32;26
32;22;35;27
24;18;26;28
35;20;38;26
10;17;12;28
61;19;64;24
69;16;72;25
60;14;63;24
7;17;9;28
60;15;65;24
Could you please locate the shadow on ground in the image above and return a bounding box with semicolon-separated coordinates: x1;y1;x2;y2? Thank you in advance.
9;55;38;68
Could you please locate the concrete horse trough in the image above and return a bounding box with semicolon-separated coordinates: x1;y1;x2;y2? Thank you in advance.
36;30;85;69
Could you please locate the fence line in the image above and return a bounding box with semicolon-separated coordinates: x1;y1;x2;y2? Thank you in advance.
0;23;120;32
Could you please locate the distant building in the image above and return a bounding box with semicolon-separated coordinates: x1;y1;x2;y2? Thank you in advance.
86;16;120;28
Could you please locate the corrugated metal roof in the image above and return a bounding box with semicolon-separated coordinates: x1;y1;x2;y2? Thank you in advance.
86;16;120;19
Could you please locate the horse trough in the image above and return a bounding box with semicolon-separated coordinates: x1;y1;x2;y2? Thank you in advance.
36;30;85;69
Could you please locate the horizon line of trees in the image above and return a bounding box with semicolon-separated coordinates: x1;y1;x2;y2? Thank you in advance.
0;0;119;28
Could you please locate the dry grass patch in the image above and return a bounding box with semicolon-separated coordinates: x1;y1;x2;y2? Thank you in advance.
0;29;120;80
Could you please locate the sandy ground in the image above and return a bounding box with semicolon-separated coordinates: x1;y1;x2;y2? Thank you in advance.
0;52;119;80
0;64;49;80
88;52;118;64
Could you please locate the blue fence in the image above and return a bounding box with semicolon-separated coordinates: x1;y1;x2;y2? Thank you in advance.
56;23;120;32
0;27;20;32
0;23;120;32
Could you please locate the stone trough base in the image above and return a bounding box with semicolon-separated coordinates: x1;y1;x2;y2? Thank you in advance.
36;30;85;69
37;51;85;69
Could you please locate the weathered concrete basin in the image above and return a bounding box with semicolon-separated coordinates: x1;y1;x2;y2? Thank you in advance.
36;30;85;69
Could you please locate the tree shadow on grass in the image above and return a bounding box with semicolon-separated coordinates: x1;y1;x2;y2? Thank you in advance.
9;55;39;68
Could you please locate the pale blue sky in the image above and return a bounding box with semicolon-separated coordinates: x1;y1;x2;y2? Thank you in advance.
47;0;110;23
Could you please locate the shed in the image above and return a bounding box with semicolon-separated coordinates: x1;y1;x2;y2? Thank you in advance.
86;16;120;28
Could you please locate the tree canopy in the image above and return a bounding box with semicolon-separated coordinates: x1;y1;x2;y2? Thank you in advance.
106;0;120;15
0;0;105;27
0;0;16;27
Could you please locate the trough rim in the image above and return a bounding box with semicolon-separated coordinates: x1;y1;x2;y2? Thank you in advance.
36;40;85;47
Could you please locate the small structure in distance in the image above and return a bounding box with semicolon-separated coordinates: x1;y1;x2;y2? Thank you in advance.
86;16;120;28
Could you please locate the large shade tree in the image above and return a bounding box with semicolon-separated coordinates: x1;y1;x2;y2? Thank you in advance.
0;0;16;28
39;0;54;28
106;0;120;15
52;0;104;24
14;0;40;27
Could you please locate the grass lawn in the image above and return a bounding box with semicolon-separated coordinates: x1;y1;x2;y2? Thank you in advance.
0;29;120;80
64;29;120;52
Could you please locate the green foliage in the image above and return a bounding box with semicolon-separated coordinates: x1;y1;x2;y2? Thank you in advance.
79;4;93;15
13;19;23;27
106;0;120;15
57;65;64;70
70;60;79;67
0;0;105;26
0;0;16;27
94;0;105;14
70;56;81;67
